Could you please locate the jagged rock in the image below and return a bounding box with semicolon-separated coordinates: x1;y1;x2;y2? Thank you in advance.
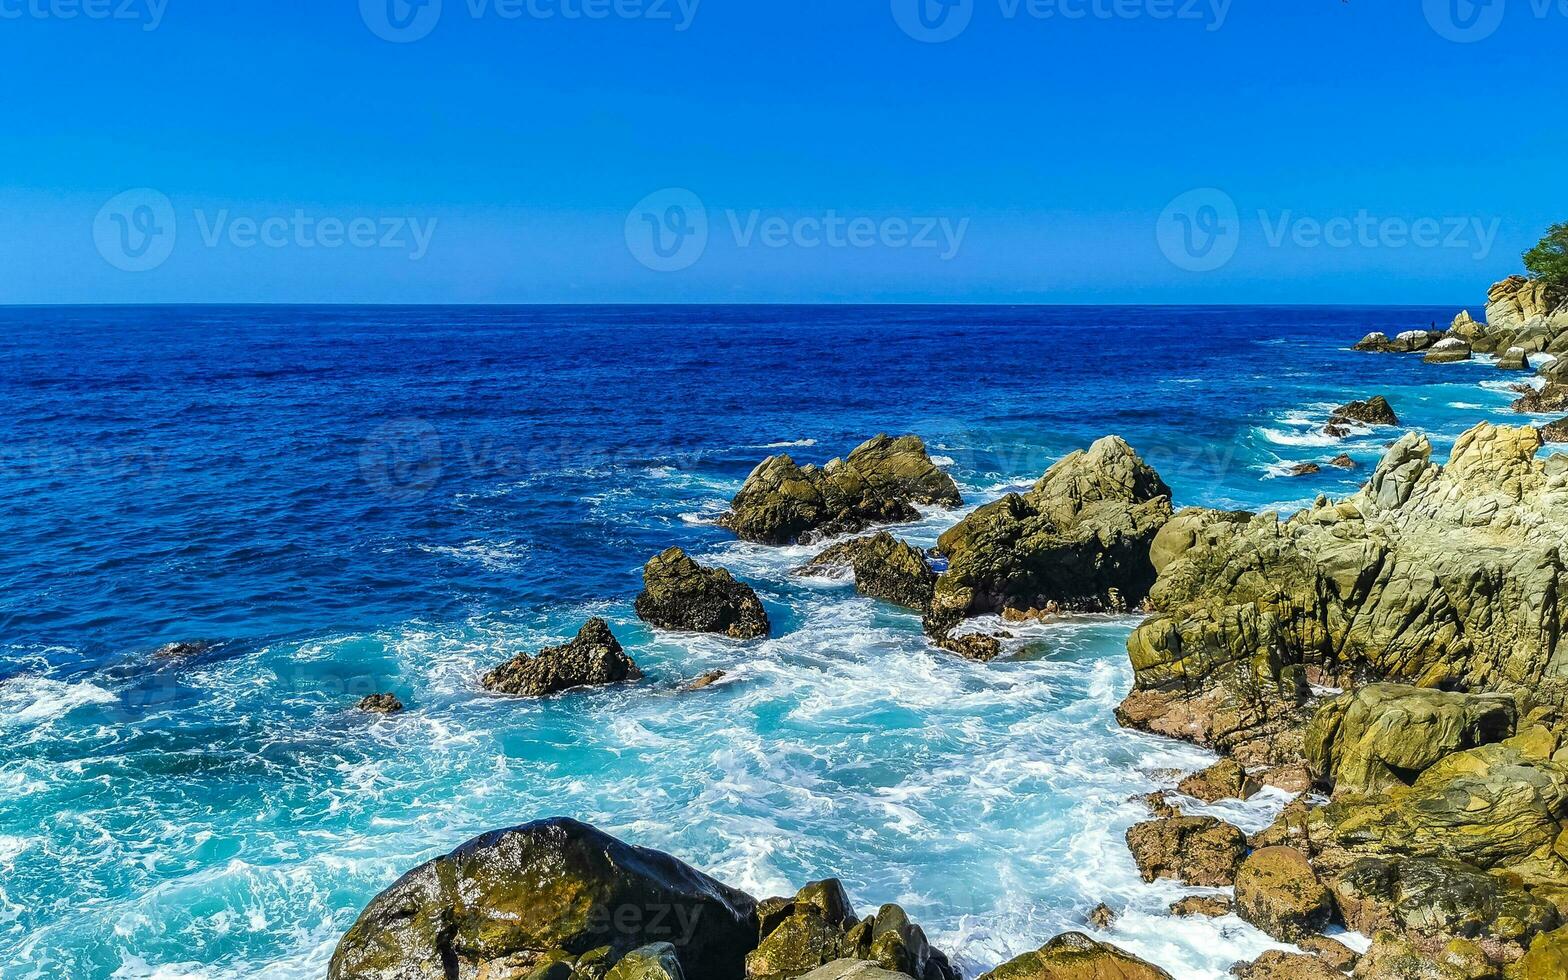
1130;792;1179;819
801;533;936;611
1485;275;1568;353
482;620;643;698
1355;331;1443;354
1086;904;1116;930
721;436;961;545
1348;931;1498;979
1119;423;1568;767
979;932;1172;979
1354;332;1397;353
933;631;1005;662
1298;936;1359;972
1170;895;1233;917
152;640;215;660
680;670;727;692
1328;455;1359;470
606;944;686;980
1329;396;1400;429
1514;384;1568;414
1288;463;1322;477
1450;310;1484;340
357;693;404;714
1125;816;1247;887
1177;758;1262;802
1544;419;1568;444
1539;357;1568;385
327;818;757;980
746;880;957;980
1499;348;1531;371
1424;338;1473;364
1303;685;1516;795
1328;856;1559;964
636;548;770;640
924;437;1172;642
1230;951;1341;980
1233;847;1333;942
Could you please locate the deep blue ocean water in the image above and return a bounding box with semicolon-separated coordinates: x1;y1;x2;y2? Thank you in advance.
0;304;1543;978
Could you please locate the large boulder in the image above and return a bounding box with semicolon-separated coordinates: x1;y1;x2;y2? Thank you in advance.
1230;951;1341;980
635;548;770;640
1124;815;1247;887
1515;925;1568;979
979;933;1172;979
1233;847;1333;942
1347;932;1498;979
1329;396;1400;428
327;818;758;980
721;436;961;545
800;533;937;611
746;879;957;980
1177;758;1261;802
482;619;643;697
607;944;687;980
1485;275;1568;354
1499;348;1532;372
1424;337;1474;364
1328;856;1559;964
1118;423;1568;766
1303;685;1516;795
924;437;1172;639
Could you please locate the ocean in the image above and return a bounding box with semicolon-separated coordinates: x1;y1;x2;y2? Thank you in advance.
0;304;1541;979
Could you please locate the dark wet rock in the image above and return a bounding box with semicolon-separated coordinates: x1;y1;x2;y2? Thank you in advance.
802;532;936;611
1234;847;1333;942
1229;951;1341;980
482;620;643;698
720;435;961;546
1125;816;1247;887
1303;684;1515;796
747;880;957;980
1177;758;1261;803
606;944;687;980
1130;792;1180;820
1498;347;1532;371
924;436;1172;644
357;693;404;715
636;548;770;640
1541;418;1568;443
1329;396;1400;429
933;631;1005;663
1514;383;1568;414
679;670;727;692
1328;454;1359;470
1287;463;1322;477
1328;855;1559;964
978;932;1173;980
327;818;758;980
1170;895;1233;917
152;640;216;660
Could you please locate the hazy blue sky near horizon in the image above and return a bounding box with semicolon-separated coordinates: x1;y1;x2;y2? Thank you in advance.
1;0;1565;305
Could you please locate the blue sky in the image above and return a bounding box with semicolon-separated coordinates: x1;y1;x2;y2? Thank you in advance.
1;0;1564;304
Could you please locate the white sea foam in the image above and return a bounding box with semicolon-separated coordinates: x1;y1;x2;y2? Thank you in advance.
1256;427;1342;448
931;455;957;467
756;439;817;448
0;675;117;729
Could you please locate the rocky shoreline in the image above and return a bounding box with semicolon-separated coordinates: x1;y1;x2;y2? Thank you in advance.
327;277;1568;979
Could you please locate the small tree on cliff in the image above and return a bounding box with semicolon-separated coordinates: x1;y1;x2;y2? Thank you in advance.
1524;223;1568;288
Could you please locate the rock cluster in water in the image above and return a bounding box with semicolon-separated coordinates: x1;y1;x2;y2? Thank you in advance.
636;546;771;640
481;618;644;697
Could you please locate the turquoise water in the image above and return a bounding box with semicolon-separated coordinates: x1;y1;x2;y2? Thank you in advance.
0;305;1546;978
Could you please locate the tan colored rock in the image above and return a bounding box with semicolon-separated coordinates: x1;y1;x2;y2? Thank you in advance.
1229;950;1340;980
1297;936;1358;972
978;932;1173;979
1125;816;1247;887
1234;847;1333;942
1178;758;1262;802
1169;895;1233;917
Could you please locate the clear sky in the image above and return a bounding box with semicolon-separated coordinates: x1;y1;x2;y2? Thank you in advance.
2;0;1565;305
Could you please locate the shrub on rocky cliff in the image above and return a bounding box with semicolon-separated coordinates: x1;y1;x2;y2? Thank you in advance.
1524;222;1568;289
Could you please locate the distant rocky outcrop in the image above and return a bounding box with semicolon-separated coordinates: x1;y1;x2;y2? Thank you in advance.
721;436;961;545
800;532;936;611
1353;330;1444;354
481;619;643;697
636;548;770;640
922;437;1172;644
328;819;959;980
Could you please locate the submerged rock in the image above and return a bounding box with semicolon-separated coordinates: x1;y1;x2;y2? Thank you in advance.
978;932;1172;980
327;818;758;980
923;436;1172;641
721;435;961;545
1170;895;1233;917
680;670;727;692
481;619;643;697
1303;684;1515;795
635;547;770;640
801;532;936;611
1125;815;1247;887
1085;903;1116;930
152;640;216;660
357;693;404;715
